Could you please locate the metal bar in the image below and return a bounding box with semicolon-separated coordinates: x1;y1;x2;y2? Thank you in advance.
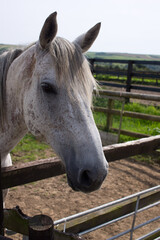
137;201;160;213
134;215;160;231
54;185;160;225
78;198;160;237
136;228;160;240
104;215;160;240
106;228;132;240
78;210;135;236
81;200;159;236
130;195;140;240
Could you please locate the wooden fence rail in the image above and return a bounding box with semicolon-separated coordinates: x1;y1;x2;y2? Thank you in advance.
1;135;160;239
89;58;160;93
93;90;160;139
1;135;160;189
96;89;160;101
94;106;160;122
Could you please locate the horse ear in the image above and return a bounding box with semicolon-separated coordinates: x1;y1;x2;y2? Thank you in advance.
39;12;58;49
74;23;101;53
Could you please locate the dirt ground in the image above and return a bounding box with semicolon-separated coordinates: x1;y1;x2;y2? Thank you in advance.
5;158;160;240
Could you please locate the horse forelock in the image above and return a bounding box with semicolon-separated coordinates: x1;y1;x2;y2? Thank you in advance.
49;37;97;103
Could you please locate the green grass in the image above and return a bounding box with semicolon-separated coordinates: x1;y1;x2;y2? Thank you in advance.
93;98;160;165
11;134;55;163
93;97;160;141
95;74;159;86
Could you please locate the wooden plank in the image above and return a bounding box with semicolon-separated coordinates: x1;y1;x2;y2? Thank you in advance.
131;84;160;93
99;82;126;88
95;89;160;102
90;58;160;65
94;70;160;80
93;106;160;122
103;135;160;162
98;81;160;93
98;77;159;85
133;72;160;79
55;191;160;234
1;158;65;189
91;58;129;64
1;135;160;189
140;229;160;240
111;128;150;139
94;70;127;76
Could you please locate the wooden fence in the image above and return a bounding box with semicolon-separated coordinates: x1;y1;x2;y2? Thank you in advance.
88;58;160;93
93;89;160;139
0;135;160;239
1;135;160;189
1;135;160;239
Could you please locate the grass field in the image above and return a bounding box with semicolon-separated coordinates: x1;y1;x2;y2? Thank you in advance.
93;97;160;138
11;135;56;163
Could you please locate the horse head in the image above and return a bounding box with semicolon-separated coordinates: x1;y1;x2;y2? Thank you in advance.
21;12;108;193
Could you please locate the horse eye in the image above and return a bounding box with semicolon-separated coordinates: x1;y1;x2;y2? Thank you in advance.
41;82;57;94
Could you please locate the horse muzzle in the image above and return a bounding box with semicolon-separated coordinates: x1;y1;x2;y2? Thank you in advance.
67;162;108;193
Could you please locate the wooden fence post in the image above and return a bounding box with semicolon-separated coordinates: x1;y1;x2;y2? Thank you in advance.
126;61;133;102
88;58;95;74
106;98;114;131
29;215;54;240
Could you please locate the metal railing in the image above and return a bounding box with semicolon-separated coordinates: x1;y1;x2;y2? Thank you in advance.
54;185;160;240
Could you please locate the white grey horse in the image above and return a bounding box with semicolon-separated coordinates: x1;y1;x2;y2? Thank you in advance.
0;12;108;198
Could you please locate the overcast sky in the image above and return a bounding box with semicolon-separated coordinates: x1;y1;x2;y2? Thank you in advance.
1;0;160;55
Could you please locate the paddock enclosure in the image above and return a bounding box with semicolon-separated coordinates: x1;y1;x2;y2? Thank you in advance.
0;52;160;239
88;58;160;94
0;135;160;239
93;89;160;142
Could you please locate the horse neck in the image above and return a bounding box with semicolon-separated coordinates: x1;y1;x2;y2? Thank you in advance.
0;46;36;154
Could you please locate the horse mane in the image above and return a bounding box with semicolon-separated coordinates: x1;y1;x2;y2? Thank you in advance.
49;37;97;103
0;49;23;130
0;39;96;130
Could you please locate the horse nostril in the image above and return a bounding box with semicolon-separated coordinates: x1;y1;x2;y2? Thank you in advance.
79;170;93;188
